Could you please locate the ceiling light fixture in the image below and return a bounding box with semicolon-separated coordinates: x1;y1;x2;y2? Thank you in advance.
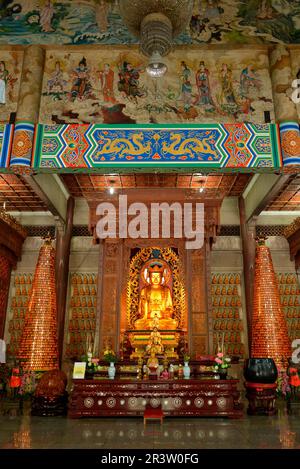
119;1;193;78
146;51;168;78
109;186;115;195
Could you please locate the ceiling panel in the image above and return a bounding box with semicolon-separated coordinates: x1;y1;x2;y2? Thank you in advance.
0;175;48;212
265;175;300;211
60;173;252;199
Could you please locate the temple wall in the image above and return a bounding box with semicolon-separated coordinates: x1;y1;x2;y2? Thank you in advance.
63;236;99;360
0;43;298;126
68;236;98;272
211;236;247;361
211;235;299;358
220;198;240;226
3;218;299;361
266;236;296;271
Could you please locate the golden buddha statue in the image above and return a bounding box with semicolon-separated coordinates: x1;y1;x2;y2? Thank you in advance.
147;351;159;369
134;264;177;330
146;327;164;355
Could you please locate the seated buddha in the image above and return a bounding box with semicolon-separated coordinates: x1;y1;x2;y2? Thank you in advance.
147;351;159;370
146;327;164;355
134;264;178;330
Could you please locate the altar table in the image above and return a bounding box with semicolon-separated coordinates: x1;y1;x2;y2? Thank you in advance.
68;378;243;419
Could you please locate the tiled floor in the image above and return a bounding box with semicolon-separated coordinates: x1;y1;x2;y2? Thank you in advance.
0;406;300;449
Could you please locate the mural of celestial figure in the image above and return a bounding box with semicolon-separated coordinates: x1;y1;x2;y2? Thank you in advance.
39;0;55;33
180;61;193;108
47;61;67;93
70;57;93;101
99;63;115;103
203;0;220;19
190;15;207;37
96;0;109;32
0;0;22;20
118;61;144;103
240;65;261;97
219;63;238;112
194;61;214;107
0;60;9;104
256;0;275;20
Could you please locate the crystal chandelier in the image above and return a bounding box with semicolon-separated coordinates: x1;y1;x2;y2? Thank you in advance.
119;0;193;77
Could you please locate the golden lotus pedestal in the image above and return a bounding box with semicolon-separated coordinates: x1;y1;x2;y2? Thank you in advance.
129;330;179;359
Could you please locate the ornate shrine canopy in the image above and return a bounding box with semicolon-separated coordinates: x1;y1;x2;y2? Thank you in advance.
1;122;299;173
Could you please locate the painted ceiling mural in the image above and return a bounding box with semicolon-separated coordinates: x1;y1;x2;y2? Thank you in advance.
0;1;299;46
290;50;300;120
39;48;274;124
0;49;23;121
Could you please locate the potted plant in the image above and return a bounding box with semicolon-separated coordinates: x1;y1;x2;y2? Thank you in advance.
214;352;231;379
83;352;100;378
103;351;118;379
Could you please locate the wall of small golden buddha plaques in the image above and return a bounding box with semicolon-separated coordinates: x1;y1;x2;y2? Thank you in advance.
64;273;97;359
6;273;33;357
277;273;300;341
211;273;245;357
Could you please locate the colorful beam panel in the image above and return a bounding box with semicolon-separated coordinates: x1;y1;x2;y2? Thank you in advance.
279;122;300;170
2;122;299;173
31;123;282;172
0;125;14;169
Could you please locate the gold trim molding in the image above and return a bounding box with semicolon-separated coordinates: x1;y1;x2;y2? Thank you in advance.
0;209;27;239
284;217;300;239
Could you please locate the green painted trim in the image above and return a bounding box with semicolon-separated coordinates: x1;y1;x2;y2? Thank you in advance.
269;123;282;169
32;124;43;168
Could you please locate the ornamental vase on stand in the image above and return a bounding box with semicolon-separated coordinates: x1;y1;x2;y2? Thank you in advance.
183;362;190;379
108;362;116;379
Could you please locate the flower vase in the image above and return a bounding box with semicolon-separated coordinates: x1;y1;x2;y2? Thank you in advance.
183;362;191;379
108;362;116;379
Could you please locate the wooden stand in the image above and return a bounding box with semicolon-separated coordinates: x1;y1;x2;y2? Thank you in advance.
144;407;164;425
245;382;277;416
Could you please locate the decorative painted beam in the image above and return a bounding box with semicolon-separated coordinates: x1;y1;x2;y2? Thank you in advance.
32;123;281;172
280;122;300;171
0;125;14;169
0;122;292;173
